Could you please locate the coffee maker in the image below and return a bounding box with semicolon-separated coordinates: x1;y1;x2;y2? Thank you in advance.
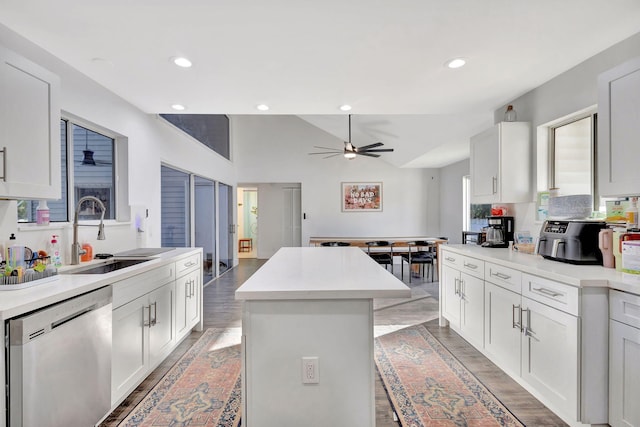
481;216;514;248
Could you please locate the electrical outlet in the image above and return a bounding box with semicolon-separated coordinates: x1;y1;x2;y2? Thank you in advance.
302;357;319;384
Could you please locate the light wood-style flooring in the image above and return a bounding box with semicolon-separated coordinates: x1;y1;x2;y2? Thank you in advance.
101;258;567;426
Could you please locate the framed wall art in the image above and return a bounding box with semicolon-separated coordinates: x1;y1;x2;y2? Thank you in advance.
342;182;382;212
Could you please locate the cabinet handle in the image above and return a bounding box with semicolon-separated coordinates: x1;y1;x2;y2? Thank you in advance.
532;287;562;298
0;147;6;182
492;270;511;280
521;307;532;337
512;304;522;330
459;279;465;299
454;278;460;296
185;281;191;299
143;305;152;327
445;256;456;262
150;302;157;327
184;261;196;268
190;279;195;297
463;262;478;269
492;176;497;194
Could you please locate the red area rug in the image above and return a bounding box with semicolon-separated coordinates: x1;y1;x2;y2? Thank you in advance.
119;329;241;426
375;324;523;427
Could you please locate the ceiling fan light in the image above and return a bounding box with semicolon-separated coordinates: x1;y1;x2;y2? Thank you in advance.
344;152;356;159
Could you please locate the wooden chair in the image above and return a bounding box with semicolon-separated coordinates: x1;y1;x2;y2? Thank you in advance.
365;241;393;273
400;241;435;283
320;241;351;247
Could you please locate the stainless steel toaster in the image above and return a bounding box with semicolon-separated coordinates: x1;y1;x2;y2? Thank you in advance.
536;220;606;264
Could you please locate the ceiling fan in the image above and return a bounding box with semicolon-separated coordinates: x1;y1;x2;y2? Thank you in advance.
309;115;394;160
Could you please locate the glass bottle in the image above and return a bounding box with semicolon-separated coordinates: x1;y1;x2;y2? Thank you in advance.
504;105;517;122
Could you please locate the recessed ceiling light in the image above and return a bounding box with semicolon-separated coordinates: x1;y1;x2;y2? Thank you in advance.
171;104;186;111
339;104;352;111
172;57;192;68
446;58;466;69
256;104;269;111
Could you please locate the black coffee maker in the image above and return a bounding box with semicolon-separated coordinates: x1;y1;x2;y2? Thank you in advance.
481;216;514;248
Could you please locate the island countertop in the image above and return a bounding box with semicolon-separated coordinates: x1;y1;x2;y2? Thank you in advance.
235;246;411;300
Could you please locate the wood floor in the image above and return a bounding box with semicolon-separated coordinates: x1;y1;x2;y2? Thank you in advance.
100;258;567;426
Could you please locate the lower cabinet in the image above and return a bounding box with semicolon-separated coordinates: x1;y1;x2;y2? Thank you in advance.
111;280;175;405
176;268;201;340
484;282;521;376
442;264;484;348
609;290;640;427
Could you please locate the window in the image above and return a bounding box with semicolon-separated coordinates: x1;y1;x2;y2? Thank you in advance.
161;165;191;247
550;115;594;196
18;119;116;222
159;114;230;160
463;175;491;231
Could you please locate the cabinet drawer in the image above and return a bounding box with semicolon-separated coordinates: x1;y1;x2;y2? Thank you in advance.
112;263;175;309
610;289;640;329
460;256;484;279
441;250;463;269
522;273;579;316
485;262;521;293
176;252;201;277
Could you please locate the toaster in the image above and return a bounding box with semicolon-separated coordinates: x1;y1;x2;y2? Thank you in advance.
536;220;606;264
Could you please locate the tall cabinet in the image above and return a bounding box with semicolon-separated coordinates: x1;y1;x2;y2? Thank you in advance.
0;44;60;199
470;121;531;204
597;56;640;197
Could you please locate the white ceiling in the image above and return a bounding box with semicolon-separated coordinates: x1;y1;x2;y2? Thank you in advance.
2;0;640;167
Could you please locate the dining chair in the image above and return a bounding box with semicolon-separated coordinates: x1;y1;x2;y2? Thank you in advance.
365;241;393;273
320;241;351;247
400;241;435;283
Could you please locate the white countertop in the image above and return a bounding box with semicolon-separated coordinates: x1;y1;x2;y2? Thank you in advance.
442;244;640;295
235;247;411;300
0;247;201;320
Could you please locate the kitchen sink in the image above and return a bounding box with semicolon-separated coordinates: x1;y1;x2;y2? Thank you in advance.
62;258;151;275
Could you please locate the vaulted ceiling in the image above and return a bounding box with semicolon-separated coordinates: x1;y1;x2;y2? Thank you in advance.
2;0;640;167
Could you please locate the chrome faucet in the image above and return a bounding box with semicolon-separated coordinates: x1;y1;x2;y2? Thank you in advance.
71;196;106;265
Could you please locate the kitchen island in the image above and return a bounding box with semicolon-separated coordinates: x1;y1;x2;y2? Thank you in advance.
236;246;410;427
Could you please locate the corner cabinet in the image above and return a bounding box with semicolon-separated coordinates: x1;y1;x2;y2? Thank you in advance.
597;56;640;197
470;121;531;204
0;44;61;200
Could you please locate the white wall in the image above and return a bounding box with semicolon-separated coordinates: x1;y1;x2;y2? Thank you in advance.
494;31;640;236
439;159;469;244
233;115;441;246
0;24;236;263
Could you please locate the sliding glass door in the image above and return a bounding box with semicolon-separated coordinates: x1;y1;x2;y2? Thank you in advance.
161;166;190;247
218;183;234;274
194;176;216;284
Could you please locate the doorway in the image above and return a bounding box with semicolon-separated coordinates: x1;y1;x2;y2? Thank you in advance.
218;183;234;274
237;187;258;258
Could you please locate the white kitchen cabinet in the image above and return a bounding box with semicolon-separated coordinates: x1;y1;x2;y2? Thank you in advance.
470;121;531;204
484;282;522;376
176;268;201;340
0;44;60;199
597;56;640;197
521;296;578;419
609;289;640;427
441;254;484;349
111;280;175;405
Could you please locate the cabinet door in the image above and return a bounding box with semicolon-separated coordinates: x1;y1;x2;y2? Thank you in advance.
0;45;60;199
148;282;176;366
441;264;460;327
470;125;499;203
609;320;640;427
598;56;640;197
111;295;148;405
521;296;578;420
484;282;521;376
460;273;484;349
176;270;200;339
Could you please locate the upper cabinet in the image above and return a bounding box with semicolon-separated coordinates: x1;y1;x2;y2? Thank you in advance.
470;121;531;204
0;45;60;200
598;56;640;197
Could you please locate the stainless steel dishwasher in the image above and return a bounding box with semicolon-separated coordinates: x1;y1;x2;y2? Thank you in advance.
7;286;112;427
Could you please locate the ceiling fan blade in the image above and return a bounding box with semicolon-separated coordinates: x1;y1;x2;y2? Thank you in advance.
357;152;381;158
309;151;343;155
313;146;342;151
360;148;394;153
355;142;384;151
323;153;342;159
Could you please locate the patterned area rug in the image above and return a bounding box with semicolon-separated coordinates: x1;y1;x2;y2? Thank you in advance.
375;324;524;427
119;329;241;426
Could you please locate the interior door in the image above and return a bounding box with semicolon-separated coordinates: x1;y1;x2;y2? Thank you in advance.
194;176;216;283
